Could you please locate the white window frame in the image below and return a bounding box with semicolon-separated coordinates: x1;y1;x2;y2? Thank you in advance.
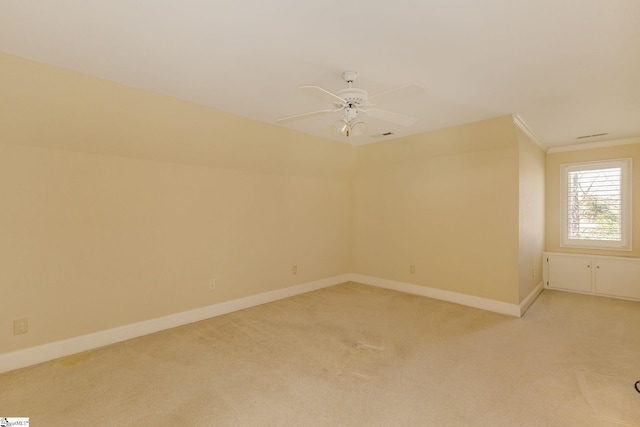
560;158;632;250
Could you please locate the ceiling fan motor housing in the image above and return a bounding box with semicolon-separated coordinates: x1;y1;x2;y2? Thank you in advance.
335;87;368;108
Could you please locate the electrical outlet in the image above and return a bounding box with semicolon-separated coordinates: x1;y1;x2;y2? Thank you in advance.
410;265;416;274
292;265;297;275
209;279;216;290
532;269;536;278
13;318;28;335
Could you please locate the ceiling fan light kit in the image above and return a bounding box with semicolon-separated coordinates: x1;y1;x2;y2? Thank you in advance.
332;119;365;138
277;71;424;138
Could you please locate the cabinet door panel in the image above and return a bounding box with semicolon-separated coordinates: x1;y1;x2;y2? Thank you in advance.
547;255;592;292
595;259;640;299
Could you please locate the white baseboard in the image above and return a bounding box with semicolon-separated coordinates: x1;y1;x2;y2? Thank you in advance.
1;274;547;374
0;274;349;374
349;274;523;317
519;281;544;316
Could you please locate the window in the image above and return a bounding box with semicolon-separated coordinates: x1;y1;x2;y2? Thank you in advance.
560;159;632;250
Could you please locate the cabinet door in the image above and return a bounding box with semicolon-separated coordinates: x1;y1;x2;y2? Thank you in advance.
595;259;640;300
547;254;592;292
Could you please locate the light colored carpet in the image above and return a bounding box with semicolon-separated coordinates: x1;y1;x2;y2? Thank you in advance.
1;282;639;426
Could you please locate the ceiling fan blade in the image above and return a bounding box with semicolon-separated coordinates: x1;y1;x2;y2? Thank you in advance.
299;86;346;104
368;84;424;105
276;108;341;122
364;108;418;126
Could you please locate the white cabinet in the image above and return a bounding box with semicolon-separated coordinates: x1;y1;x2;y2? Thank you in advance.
543;252;640;301
594;258;640;300
544;253;592;292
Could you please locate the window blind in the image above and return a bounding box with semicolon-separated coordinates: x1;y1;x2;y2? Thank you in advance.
567;167;621;241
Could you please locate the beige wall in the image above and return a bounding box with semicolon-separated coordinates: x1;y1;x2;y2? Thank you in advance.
0;53;356;353
1;51;549;356
0;54;357;180
546;140;640;258
351;116;521;304
517;128;545;302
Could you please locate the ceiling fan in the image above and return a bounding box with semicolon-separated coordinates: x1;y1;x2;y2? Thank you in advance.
277;71;424;137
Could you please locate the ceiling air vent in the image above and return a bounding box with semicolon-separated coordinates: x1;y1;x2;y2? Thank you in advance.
371;132;394;138
576;133;608;140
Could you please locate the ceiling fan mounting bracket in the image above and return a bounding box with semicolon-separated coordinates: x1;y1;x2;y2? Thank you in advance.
342;71;358;84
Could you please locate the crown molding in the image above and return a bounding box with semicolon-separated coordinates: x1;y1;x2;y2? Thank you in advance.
548;136;640;153
512;114;548;152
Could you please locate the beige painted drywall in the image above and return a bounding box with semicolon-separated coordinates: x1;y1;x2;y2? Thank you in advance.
350;116;521;304
0;52;356;353
1;51;546;357
546;139;640;258
0;53;356;181
517;128;545;302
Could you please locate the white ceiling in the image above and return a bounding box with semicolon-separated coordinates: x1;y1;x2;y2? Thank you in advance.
1;0;639;148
